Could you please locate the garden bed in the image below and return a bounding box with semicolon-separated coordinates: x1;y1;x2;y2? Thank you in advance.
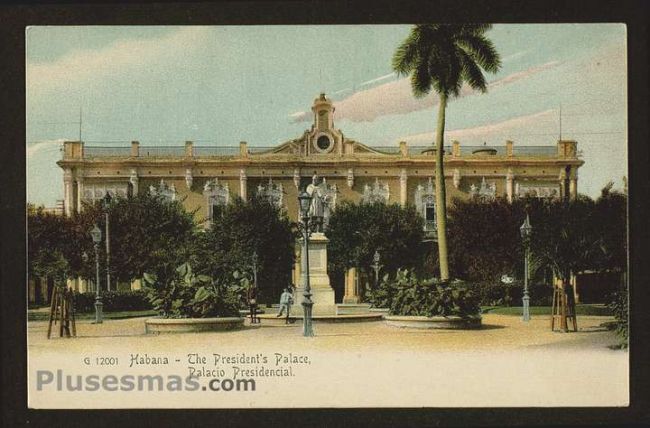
144;317;244;334
384;315;482;330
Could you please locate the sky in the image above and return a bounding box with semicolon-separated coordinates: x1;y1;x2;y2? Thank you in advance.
26;24;627;206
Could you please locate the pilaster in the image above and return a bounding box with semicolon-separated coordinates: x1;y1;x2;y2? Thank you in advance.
239;168;247;200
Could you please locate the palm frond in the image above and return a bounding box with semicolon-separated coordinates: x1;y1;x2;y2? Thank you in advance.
459;49;488;92
392;31;420;76
456;34;501;73
411;61;432;97
457;23;493;36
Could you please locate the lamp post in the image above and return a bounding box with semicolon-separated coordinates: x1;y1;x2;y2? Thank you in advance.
102;192;112;292
90;224;103;324
371;249;383;287
251;251;258;290
520;214;533;322
297;190;319;337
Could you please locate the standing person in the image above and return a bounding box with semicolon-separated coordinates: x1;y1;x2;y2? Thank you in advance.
248;286;259;324
276;287;294;324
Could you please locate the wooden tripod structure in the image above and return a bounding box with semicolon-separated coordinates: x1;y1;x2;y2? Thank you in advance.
551;280;577;332
47;286;77;339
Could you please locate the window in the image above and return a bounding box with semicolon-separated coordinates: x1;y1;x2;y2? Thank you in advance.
361;178;389;204
415;177;436;234
203;178;230;222
256;178;284;209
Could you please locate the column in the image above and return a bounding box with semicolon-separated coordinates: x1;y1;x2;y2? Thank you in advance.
76;176;84;213
292;244;301;287
239;168;247;200
399;169;408;207
63;169;73;217
129;169;139;196
558;169;567;200
343;267;360;304
569;168;578;200
453;168;461;189
506;169;514;203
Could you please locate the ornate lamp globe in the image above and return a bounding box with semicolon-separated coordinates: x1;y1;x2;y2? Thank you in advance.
298;191;311;217
520;214;532;239
90;224;102;244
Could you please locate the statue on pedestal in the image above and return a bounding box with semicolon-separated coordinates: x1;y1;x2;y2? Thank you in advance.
307;174;325;233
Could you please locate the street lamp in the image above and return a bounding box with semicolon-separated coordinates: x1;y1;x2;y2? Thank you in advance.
520;214;533;322
297;190;318;337
371;249;383;287
90;224;103;324
102;192;112;292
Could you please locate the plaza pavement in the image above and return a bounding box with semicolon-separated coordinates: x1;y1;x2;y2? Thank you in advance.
28;313;621;353
27;314;628;408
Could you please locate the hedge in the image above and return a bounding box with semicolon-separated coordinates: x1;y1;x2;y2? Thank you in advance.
73;290;151;313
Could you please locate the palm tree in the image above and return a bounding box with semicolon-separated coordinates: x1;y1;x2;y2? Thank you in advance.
392;24;501;282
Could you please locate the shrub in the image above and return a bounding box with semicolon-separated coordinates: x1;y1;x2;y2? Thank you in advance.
73;290;151;313
607;278;628;348
143;262;245;318
471;280;552;307
368;269;480;318
198;195;295;304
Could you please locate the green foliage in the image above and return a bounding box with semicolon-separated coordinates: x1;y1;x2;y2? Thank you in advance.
530;197;603;284
368;269;480;318
73;290;151;313
72;193;197;283
607;276;628;348
27;205;80;282
392;24;501;97
592;182;627;272
196;195;295;303
327;201;425;296
143;262;244;318
470;280;553;307
447;197;526;282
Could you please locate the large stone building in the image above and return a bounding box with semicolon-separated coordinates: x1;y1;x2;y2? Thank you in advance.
58;93;583;220
57;93;583;301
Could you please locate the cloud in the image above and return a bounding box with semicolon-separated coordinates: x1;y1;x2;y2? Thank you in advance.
26;139;65;157
489;61;561;90
396;109;557;145
359;72;396;87
26;27;212;99
502;50;529;62
289;61;561;124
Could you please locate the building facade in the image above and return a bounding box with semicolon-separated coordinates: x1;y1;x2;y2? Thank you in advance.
58;93;583;222
57;93;584;299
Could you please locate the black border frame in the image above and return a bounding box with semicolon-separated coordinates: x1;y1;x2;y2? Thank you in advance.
2;1;648;426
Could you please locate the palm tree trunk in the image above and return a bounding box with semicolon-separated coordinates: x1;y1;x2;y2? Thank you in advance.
435;93;450;282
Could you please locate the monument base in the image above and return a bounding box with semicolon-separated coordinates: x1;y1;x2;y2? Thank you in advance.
292;286;335;316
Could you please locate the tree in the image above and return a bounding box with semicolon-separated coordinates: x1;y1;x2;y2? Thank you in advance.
392;24;501;281
28;205;80;283
530;197;602;291
447;197;525;282
197;195;296;304
327;201;425;297
592;182;627;272
72;193;197;284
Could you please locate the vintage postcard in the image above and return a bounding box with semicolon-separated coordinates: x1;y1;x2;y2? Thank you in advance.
26;24;629;409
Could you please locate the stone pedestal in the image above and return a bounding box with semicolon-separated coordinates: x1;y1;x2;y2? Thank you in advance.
343;267;361;303
293;232;336;315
